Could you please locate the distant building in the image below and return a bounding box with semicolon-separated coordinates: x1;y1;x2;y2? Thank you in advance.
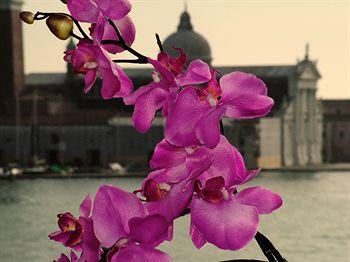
0;1;347;168
322;100;350;163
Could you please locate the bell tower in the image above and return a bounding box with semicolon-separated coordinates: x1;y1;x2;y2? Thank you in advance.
0;0;24;111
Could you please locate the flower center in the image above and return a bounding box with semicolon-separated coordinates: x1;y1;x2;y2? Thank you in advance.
151;71;161;83
195;176;229;204
83;61;98;70
143;179;170;201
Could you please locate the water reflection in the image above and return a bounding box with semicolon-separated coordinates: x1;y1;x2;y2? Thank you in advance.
0;172;348;262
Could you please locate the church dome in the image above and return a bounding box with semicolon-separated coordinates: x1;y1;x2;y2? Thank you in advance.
163;9;212;64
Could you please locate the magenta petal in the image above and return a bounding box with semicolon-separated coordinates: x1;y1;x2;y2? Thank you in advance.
144;179;193;222
190;224;206;249
220;71;268;98
94;15;136;54
124;82;155;105
129;214;168;247
150;139;187;170
190;197;259;250
79;194;92;218
131;86;168;133
220;72;274;119
67;0;99;23
84;70;97;94
235;186;283;214
177;59;211;86
94;0;132;20
196;106;226;149
198;136;249;188
49;231;70;244
56;253;70;262
92;185;147;248
79;217;100;261
224;94;274;119
111;243;172;262
165;87;209;147
148;58;174;83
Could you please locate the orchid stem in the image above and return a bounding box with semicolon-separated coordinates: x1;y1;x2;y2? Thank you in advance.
112;58;149;64
219;120;286;262
106;19;148;64
156;33;163;52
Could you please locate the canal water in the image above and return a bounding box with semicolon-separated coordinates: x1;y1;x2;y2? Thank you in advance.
0;172;348;262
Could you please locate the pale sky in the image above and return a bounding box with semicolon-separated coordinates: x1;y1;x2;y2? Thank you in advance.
22;0;349;98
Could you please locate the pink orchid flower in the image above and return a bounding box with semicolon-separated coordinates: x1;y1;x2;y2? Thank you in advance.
90;13;136;54
67;0;132;23
165;70;274;148
92;185;172;262
139;144;214;221
64;41;133;99
124;49;212;133
49;195;100;261
189;143;283;251
53;251;77;262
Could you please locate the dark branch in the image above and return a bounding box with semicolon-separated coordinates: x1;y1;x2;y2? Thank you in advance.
219;120;286;262
107;19;148;64
156;33;164;52
70;31;83;41
112;58;149;64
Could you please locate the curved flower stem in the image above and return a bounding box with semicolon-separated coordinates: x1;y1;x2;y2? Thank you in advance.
106;19;148;64
220;120;287;262
34;11;91;40
156;33;164;52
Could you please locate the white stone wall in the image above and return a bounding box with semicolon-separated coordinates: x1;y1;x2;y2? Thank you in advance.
258;117;281;168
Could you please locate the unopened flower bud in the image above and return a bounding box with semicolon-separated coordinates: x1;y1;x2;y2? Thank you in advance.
46;14;73;40
19;11;35;24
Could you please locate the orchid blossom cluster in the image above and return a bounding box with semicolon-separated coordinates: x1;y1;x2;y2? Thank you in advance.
21;1;284;261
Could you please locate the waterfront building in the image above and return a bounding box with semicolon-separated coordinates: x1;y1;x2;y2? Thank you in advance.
0;1;347;168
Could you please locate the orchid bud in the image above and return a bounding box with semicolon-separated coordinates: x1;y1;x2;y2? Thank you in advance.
19;11;35;24
46;14;73;40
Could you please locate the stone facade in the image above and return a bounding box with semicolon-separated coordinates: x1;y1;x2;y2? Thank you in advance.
0;5;331;168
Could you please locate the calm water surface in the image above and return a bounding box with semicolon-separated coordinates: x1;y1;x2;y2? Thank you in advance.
0;172;349;262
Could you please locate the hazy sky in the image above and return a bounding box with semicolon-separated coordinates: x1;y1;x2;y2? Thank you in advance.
22;0;349;98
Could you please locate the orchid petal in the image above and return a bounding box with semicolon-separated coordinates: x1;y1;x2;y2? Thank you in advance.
190;196;259;250
79;194;92;218
79;217;100;261
144;179;193;222
220;72;274;119
94;0;132;20
131;86;168;133
84;70;97;94
92;185;147;248
235;186;283;214
165;87;209;147
94;15;136;54
111;243;172;262
190;224;206;249
148;58;174;83
150;139;187;170
177;59;211;86
196;106;226;149
67;0;99;23
129;214;169;247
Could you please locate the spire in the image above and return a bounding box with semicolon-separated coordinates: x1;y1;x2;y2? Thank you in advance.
177;2;193;31
304;42;309;61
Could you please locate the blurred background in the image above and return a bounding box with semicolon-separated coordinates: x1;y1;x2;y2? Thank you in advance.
0;0;349;261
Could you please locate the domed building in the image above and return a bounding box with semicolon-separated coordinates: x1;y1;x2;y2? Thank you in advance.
0;3;332;170
163;9;212;64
